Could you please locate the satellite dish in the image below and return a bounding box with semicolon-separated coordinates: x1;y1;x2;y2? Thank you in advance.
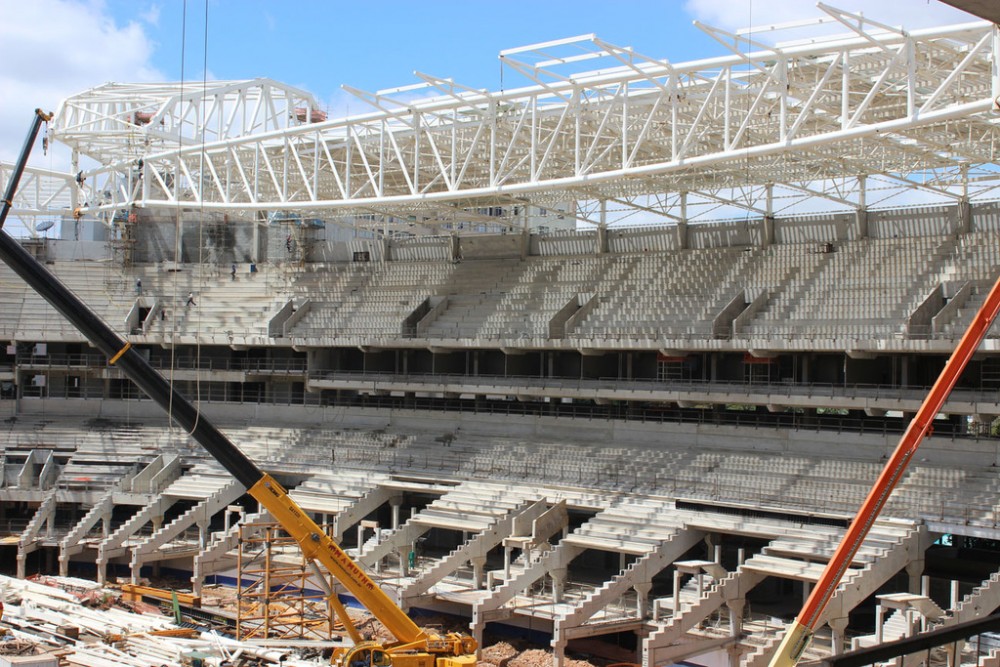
35;220;55;232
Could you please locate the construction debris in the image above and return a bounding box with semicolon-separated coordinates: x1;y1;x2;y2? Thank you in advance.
0;574;338;666
0;574;596;667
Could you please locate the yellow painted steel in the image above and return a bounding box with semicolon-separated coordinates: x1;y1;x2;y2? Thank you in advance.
248;474;426;646
109;341;131;365
769;621;813;667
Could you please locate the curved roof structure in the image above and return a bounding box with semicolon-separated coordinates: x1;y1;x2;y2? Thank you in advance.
23;5;1000;232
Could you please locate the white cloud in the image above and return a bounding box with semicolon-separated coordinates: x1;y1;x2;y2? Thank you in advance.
0;0;163;163
683;0;981;36
140;3;161;27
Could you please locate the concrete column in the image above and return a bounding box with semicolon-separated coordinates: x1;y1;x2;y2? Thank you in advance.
672;570;682;621
471;556;487;590
906;559;924;593
726;645;745;667
678;192;689;250
553;637;567;667
762;184;775;248
399;547;410;577
634;581;652;619
856;175;869;239
828;617;849;655
726;599;745;638
391;499;402;530
504;545;513;580
762;216;775;248
551;567;568;603
875;604;884;643
958;197;971;235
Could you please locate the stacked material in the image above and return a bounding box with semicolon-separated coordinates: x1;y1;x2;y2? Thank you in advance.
0;575;332;666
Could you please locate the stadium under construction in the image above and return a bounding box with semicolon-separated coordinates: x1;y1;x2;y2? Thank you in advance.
1;4;1000;667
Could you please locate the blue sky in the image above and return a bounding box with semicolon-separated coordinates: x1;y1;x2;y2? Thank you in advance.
0;0;980;163
139;1;723;103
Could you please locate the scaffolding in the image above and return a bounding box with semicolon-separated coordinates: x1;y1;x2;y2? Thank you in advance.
107;212;136;269
236;521;336;641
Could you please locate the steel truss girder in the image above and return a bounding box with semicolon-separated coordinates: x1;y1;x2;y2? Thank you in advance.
51;79;321;165
0;163;76;233
40;13;1000;226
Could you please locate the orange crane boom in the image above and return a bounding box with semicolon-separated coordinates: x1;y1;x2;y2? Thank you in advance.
769;270;1000;667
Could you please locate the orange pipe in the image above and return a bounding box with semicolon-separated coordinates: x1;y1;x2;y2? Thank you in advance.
770;271;1000;667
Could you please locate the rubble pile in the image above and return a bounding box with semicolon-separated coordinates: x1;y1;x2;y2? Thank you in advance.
479;641;596;667
479;640;519;665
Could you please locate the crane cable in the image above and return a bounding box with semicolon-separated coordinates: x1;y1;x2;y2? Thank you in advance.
190;0;211;438
166;0;188;441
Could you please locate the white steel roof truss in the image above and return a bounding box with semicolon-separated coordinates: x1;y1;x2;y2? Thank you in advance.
698;183;769;217
255;138;284;203
201;148;226;204
176;157;201;205
920;31;993;115
229;144;256;205
0;165;75;218
455;118;488;192
319;130;348;199
286;133;314;202
146;161;175;204
495;102;532;186
579;85;626;175
385;122;416;195
777;181;858;209
872;171;964;200
729;61;786;151
350;125;381;199
676;73;723;161
533;100;572;180
786;54;844;142
602;193;684;223
845;45;908;130
22;14;996;224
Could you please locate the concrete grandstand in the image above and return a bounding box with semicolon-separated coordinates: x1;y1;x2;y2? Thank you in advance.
2;6;1000;667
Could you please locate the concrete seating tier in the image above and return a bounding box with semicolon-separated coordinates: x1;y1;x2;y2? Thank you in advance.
1;231;998;344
